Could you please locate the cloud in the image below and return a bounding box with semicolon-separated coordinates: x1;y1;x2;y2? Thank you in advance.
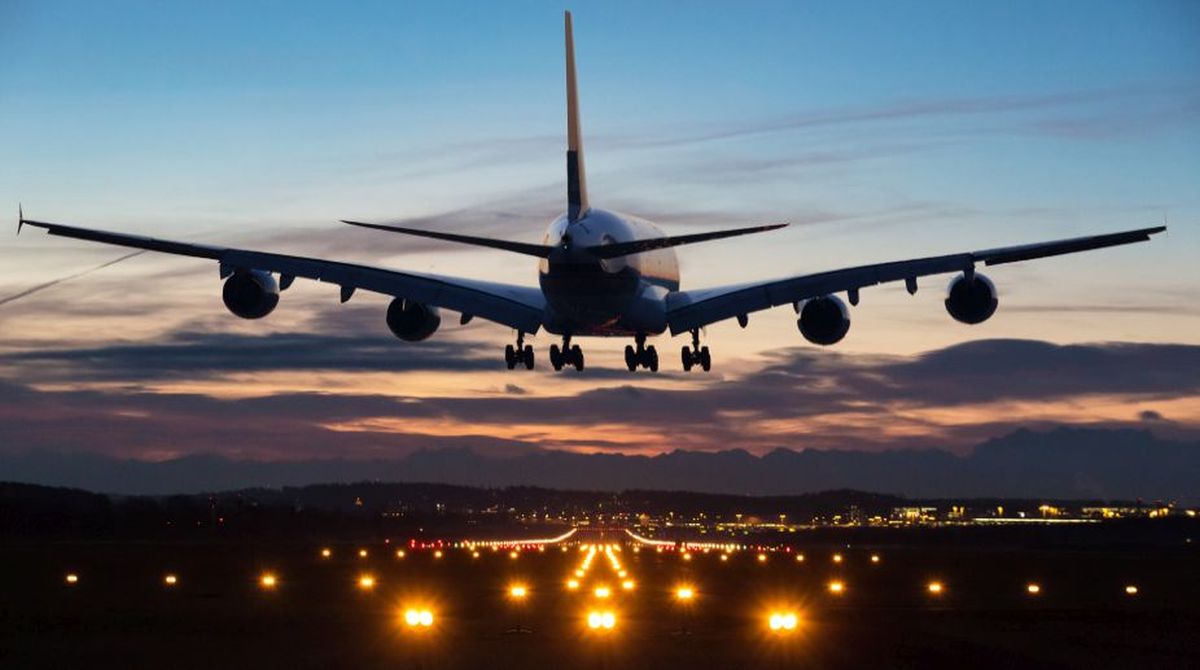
1139;409;1165;422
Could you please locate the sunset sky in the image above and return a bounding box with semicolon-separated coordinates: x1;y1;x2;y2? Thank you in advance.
1;1;1197;465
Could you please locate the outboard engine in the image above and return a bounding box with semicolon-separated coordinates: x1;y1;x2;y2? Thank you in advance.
222;270;279;319
797;295;851;345
944;272;998;324
386;298;441;342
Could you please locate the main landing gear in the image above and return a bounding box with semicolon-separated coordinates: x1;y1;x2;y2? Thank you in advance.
681;329;711;372
624;334;659;372
550;335;585;371
504;332;534;370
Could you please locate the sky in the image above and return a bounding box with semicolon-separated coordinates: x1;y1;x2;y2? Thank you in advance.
0;1;1198;467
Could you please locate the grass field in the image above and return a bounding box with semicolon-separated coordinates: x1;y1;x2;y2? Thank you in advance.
2;533;1197;669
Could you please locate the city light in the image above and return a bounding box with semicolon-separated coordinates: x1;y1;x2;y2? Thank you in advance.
1125;585;1139;596
65;573;79;585
358;575;376;590
675;586;695;602
828;580;845;595
403;608;435;628
1026;583;1041;595
260;573;278;589
163;574;178;586
768;612;798;632
927;581;944;595
587;610;616;630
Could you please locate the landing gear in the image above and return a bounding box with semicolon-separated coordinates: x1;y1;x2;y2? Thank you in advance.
550;335;584;372
681;329;711;372
505;332;534;370
625;335;659;372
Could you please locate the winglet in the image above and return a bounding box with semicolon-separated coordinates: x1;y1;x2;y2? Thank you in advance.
17;203;23;235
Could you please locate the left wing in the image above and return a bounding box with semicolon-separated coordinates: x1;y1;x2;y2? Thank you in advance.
18;217;546;333
666;226;1166;334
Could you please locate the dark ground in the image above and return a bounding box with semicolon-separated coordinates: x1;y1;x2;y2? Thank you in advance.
2;529;1198;669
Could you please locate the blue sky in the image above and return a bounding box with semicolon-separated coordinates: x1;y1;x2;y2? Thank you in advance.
0;2;1197;462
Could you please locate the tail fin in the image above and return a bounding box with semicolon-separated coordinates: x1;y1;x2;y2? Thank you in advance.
565;11;589;221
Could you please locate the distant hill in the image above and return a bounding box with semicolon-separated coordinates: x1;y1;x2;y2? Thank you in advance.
0;427;1196;501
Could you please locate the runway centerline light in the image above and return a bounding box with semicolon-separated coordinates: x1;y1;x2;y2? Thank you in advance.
65;573;79;585
1125;585;1139;596
320;548;332;558
259;573;278;589
927;581;944;595
870;554;880;564
163;574;178;586
832;553;843;563
1026;583;1041;595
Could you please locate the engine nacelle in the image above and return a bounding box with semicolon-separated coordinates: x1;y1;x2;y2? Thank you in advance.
945;272;998;324
222;270;279;319
386;298;441;342
797;295;850;346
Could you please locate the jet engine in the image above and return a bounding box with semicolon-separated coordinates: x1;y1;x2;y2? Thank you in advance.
222;270;279;319
386;298;441;342
797;295;850;345
944;272;998;324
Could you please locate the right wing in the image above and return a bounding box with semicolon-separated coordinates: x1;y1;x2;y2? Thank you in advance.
18;217;546;333
667;226;1166;335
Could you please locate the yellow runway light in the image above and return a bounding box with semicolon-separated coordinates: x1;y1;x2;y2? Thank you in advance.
1026;583;1041;595
163;574;178;586
1125;585;1139;596
927;581;944;595
566;579;580;590
720;554;729;562
434;550;443;559
587;610;616;630
358;549;368;558
758;553;768;563
870;554;881;564
675;586;695;601
832;553;843;564
594;586;611;598
320;548;332;558
509;551;519;559
795;554;805;563
621;579;635;591
509;585;528;599
358;575;376;590
828;580;845;595
396;550;406;559
259;573;278;589
65;573;79;585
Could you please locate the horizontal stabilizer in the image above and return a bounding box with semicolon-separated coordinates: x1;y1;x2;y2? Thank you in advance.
342;220;554;258
587;223;788;259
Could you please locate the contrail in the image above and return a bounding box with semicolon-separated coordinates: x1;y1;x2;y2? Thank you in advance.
0;250;146;307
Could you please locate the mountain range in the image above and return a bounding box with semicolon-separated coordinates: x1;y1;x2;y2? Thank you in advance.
1;427;1196;501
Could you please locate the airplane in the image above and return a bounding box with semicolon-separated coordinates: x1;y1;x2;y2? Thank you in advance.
18;11;1165;373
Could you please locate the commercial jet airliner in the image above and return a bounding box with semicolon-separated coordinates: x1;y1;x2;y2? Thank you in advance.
18;12;1165;372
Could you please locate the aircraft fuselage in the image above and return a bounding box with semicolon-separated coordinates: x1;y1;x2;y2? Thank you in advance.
539;208;678;336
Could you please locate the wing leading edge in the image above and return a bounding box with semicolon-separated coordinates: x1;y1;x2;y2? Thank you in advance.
18;217;546;333
666;226;1166;335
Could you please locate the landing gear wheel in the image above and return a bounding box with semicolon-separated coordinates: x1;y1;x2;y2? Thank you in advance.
504;344;517;370
646;345;659;372
571;345;585;371
681;346;693;372
624;345;637;371
699;346;711;372
523;344;535;370
550;344;563;371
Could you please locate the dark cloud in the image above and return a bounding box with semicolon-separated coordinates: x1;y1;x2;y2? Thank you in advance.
1140;409;1165;422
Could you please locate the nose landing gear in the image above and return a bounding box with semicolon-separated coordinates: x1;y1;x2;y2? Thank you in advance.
624;334;659;372
681;329;711;372
550;335;585;371
505;332;535;370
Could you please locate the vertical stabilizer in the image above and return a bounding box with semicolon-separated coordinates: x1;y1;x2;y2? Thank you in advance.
565;11;589;221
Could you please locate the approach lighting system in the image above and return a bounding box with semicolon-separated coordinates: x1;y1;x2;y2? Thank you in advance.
675;586;695;602
259;573;278;589
65;573;79;585
320;548;332;558
163;574;178;586
768;611;799;632
358;575;376;590
828;580;845;595
403;608;435;628
1125;585;1139;596
927;581;944;595
509;585;528;599
587;610;616;630
594;586;611;599
1026;583;1041;595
